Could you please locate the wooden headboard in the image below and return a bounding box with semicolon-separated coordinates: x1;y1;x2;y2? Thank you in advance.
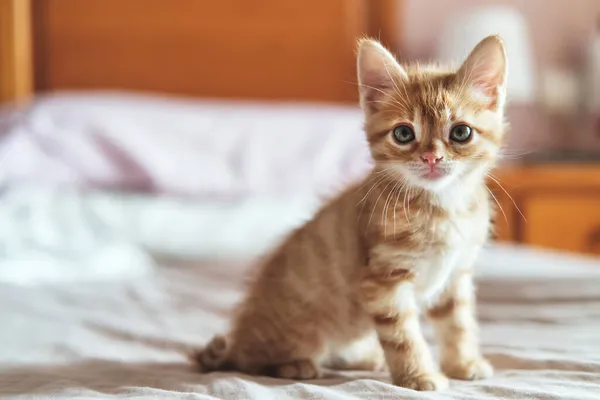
0;0;401;104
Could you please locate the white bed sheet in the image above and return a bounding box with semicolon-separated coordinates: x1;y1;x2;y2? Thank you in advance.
2;244;600;399
0;185;318;286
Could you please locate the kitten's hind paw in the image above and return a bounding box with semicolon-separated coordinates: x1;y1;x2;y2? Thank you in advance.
269;359;322;380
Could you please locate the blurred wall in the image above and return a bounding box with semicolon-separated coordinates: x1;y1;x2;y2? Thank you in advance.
403;0;600;68
400;0;600;153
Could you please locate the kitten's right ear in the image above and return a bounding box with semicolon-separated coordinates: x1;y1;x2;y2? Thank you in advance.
357;39;407;112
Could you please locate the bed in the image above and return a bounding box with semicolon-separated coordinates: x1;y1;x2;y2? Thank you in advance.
1;1;600;399
2;201;600;399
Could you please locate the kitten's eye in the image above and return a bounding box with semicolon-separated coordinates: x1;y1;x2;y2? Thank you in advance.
392;125;415;144
450;124;472;143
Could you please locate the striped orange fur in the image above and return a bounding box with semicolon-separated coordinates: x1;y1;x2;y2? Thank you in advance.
193;35;507;391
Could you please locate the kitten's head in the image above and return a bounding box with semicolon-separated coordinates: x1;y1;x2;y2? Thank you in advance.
357;36;508;192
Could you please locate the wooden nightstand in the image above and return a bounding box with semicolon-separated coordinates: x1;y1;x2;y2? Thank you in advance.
490;163;600;255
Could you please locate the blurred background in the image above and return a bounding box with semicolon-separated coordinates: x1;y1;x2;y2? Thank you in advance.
1;0;600;286
3;3;600;399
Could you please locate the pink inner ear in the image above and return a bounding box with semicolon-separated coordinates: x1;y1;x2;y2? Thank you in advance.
362;69;394;92
474;78;496;96
363;88;381;112
360;70;396;111
467;62;505;108
468;48;506;97
478;69;503;89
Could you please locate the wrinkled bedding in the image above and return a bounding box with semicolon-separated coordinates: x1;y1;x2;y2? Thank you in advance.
2;244;600;399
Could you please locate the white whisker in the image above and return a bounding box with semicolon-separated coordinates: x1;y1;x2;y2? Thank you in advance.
368;178;395;228
356;173;390;223
382;180;404;237
487;174;527;223
393;180;405;239
403;182;413;225
485;185;508;225
354;168;392;196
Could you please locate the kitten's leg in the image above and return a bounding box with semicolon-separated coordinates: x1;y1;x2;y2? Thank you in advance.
360;265;448;391
428;269;493;380
325;332;386;371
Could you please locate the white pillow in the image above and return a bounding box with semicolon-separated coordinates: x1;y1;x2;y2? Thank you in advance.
0;92;372;199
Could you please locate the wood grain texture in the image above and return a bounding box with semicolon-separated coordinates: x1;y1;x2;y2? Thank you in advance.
365;0;401;56
0;0;33;103
524;193;600;255
492;164;600;255
32;0;371;102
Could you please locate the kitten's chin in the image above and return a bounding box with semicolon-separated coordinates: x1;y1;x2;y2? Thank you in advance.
400;168;458;192
411;174;456;192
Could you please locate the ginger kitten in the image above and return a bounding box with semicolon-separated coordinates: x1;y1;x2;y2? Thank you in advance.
194;35;507;391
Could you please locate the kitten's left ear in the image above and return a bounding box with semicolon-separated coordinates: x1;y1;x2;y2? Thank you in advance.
456;35;508;111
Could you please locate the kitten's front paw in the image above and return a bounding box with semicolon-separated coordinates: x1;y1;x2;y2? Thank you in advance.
442;357;493;380
395;372;449;391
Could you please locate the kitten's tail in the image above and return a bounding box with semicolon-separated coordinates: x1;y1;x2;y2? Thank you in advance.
190;335;230;372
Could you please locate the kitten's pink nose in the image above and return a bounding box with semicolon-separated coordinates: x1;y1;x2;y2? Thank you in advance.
421;152;443;166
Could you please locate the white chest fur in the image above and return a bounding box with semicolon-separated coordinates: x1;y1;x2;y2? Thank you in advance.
413;208;489;304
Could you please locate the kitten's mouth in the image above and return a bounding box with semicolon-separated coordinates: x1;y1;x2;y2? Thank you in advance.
421;169;446;180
